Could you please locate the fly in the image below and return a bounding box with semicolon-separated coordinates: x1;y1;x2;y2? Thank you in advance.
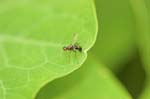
63;43;82;52
63;34;82;52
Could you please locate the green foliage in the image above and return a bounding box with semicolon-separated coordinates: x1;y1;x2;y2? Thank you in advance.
0;0;149;99
0;0;97;98
130;0;150;99
94;0;136;72
36;55;132;99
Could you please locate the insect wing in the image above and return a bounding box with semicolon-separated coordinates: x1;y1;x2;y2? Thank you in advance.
72;33;78;44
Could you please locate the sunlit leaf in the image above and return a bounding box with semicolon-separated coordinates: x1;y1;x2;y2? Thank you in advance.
36;55;132;99
0;0;97;98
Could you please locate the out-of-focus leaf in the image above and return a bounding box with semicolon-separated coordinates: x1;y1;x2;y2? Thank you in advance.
36;55;132;99
117;58;146;99
129;0;150;99
0;0;97;99
93;0;136;72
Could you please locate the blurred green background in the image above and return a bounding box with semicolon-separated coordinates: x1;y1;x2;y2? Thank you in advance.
93;0;149;98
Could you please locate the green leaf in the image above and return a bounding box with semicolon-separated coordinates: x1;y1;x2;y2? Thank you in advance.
0;0;97;99
129;0;150;99
93;0;136;72
36;55;132;99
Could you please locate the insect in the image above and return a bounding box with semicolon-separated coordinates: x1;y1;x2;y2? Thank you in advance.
63;43;82;52
63;34;82;52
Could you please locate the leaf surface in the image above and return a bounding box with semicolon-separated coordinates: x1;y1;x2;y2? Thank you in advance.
36;55;132;99
0;0;97;98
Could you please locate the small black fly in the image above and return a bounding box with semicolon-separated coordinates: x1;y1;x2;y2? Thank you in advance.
63;43;82;52
63;34;82;52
